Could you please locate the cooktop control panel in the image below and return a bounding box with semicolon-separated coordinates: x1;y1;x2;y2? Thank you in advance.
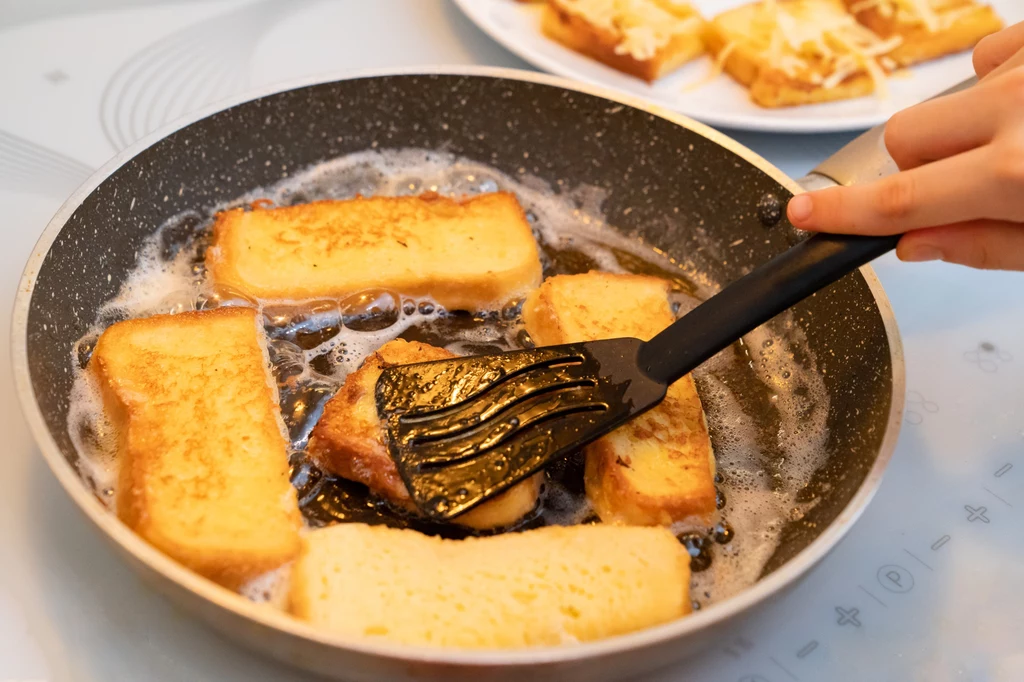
650;258;1024;682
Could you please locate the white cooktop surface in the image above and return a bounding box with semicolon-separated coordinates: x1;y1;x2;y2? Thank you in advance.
0;2;1022;681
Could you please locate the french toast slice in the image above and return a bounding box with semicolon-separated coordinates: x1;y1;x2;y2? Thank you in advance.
90;308;301;588
288;522;691;648
843;0;1002;66
523;272;717;527
705;0;901;108
307;338;542;530
207;192;543;311
542;0;706;83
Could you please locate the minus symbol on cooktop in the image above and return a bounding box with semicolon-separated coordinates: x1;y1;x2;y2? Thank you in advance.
858;584;887;608
982;486;1013;508
994;463;1012;478
769;655;799;681
796;641;819;659
903;548;933;571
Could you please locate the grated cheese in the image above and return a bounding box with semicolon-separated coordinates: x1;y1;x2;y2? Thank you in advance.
683;39;738;91
555;0;703;61
683;0;907;97
847;0;973;33
756;0;901;91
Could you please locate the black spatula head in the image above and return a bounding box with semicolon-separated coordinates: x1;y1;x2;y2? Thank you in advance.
376;232;902;523
375;338;667;521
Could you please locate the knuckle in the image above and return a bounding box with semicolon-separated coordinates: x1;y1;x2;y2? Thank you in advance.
973;34;997;75
967;239;995;270
999;65;1024;105
874;175;917;221
883;115;911;165
993;139;1024;188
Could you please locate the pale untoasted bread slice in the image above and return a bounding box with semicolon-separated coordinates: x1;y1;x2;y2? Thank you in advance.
542;0;705;83
289;523;690;648
705;0;899;108
91;308;301;588
844;0;1002;66
523;272;716;527
308;339;542;530
207;192;542;311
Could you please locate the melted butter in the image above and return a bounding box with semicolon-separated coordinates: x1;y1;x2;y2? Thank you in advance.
67;149;829;609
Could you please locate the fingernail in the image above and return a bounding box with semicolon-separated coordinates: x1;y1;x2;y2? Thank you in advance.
901;245;943;262
787;195;812;224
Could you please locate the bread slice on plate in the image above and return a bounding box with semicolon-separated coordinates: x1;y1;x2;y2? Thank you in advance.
288;522;691;648
91;307;301;588
704;0;903;108
207;192;542;312
523;271;717;529
308;338;542;530
542;0;706;82
843;0;1003;66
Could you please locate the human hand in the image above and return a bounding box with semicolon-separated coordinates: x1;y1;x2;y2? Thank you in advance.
786;20;1024;270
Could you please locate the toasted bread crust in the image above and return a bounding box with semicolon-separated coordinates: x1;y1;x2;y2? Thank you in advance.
704;3;879;108
308;339;541;530
523;272;717;527
92;308;301;588
207;192;542;311
845;2;1002;66
542;1;705;82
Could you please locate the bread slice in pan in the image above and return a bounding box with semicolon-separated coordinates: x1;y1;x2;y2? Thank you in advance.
704;0;903;108
207;192;543;311
523;272;717;528
842;0;1002;66
288;522;691;648
542;0;706;82
308;338;542;530
91;307;301;588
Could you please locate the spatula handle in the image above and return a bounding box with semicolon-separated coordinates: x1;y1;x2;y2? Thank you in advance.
637;233;900;385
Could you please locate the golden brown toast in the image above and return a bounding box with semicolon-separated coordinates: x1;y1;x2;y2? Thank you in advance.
207;192;543;311
705;0;900;108
308;339;542;530
288;522;691;648
91;308;301;588
523;272;717;527
843;0;1002;66
542;0;705;83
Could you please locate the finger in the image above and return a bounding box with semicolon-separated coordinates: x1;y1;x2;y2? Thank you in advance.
974;21;1024;78
883;74;1005;169
897;220;1024;271
788;146;1009;235
983;44;1024;81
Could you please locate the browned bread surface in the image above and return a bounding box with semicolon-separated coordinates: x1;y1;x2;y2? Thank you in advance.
542;0;705;82
843;0;1003;66
523;272;717;527
207;192;542;311
705;0;895;108
91;307;301;588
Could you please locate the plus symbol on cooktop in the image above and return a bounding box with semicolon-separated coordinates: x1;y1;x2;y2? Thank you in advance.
965;505;990;523
835;606;861;626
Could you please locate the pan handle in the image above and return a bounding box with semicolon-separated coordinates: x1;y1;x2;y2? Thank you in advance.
800;76;978;191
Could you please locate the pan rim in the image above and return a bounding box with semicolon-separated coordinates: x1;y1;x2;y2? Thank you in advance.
10;65;905;667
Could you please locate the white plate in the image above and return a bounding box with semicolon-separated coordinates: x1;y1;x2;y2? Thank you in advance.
453;0;1022;133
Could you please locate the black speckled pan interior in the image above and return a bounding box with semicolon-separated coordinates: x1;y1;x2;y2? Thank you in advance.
25;73;893;588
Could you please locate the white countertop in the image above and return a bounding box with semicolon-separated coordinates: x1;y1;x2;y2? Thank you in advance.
1;2;1022;681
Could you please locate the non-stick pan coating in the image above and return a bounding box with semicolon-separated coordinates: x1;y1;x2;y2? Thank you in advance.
20;72;896;677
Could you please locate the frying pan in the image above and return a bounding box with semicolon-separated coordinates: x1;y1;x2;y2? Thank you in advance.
11;67;905;682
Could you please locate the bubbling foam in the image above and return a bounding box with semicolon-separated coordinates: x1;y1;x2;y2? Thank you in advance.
66;148;829;612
